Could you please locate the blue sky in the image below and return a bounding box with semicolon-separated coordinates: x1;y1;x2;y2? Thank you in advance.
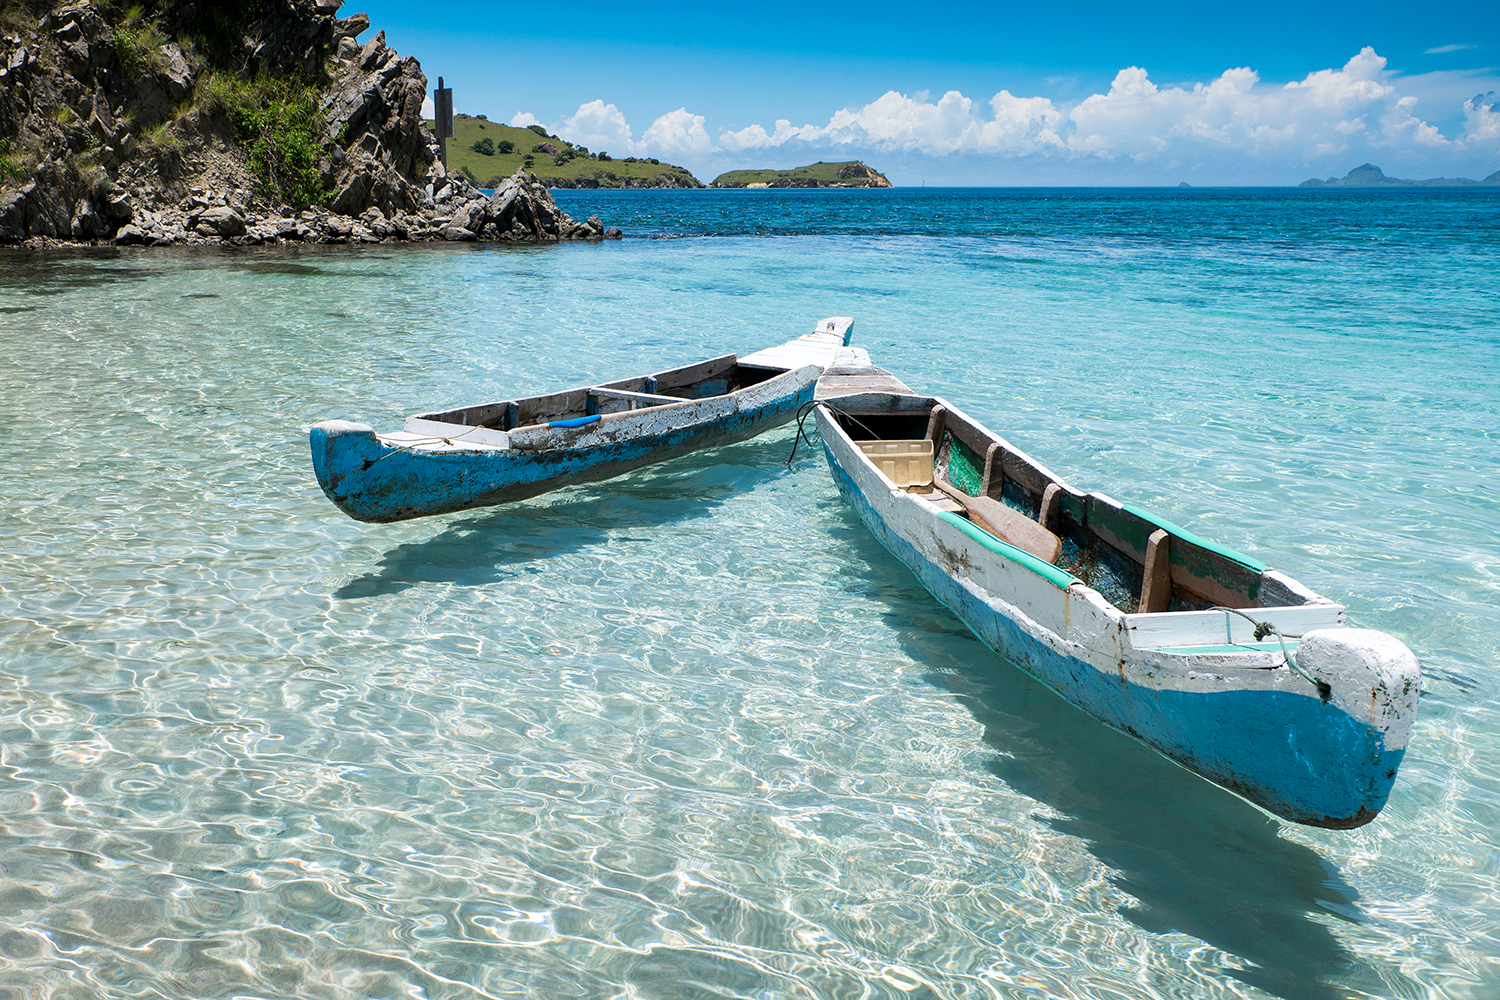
355;0;1500;185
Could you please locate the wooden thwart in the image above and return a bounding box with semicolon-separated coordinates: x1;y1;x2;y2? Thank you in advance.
934;477;1062;564
1140;528;1172;613
588;387;684;407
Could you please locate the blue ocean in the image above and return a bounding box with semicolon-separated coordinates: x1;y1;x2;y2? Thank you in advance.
1;186;1497;999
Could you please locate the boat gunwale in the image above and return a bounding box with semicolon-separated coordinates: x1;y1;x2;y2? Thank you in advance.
386;363;820;456
814;391;1333;638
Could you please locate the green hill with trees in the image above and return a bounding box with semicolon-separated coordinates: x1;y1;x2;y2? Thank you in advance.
434;115;703;189
711;161;892;188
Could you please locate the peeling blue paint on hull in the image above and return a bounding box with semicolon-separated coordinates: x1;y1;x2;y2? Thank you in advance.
823;445;1406;829
312;385;812;523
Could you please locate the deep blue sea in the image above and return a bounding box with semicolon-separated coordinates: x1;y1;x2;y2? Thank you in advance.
1;187;1497;999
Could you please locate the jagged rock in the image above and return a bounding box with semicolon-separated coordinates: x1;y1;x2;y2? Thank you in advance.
333;13;370;42
70;196;106;238
1;1;620;245
133;42;195;125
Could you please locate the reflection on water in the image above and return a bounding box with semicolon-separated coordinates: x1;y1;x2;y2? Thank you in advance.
0;195;1497;999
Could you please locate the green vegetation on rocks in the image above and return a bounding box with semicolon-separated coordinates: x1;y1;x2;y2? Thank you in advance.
712;161;892;188
112;6;170;76
202;72;330;206
1;1;622;244
437;114;703;189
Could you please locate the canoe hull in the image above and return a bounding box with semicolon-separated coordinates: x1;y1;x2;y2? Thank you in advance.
313;374;815;522
818;408;1418;829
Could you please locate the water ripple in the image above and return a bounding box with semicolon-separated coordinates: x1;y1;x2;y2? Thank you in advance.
1;194;1497;998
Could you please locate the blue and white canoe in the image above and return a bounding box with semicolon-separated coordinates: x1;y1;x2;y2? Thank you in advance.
814;379;1421;829
311;318;863;522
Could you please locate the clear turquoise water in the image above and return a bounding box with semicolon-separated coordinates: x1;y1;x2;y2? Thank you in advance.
1;188;1497;999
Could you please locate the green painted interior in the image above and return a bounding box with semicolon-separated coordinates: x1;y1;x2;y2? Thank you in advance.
941;431;984;496
938;512;1080;591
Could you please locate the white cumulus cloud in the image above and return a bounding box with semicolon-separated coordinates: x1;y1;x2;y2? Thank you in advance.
554;100;640;154
642;108;716;155
1463;92;1500;144
507;49;1500;180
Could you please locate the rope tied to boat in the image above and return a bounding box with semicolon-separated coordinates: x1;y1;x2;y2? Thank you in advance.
1212;606;1331;702
786;400;881;467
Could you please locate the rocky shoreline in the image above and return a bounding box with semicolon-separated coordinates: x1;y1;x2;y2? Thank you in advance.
0;0;619;248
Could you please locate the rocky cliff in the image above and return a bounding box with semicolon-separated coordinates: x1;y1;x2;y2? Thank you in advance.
0;0;618;245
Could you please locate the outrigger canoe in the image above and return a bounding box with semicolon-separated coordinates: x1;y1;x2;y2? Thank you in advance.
813;377;1420;829
311;317;861;522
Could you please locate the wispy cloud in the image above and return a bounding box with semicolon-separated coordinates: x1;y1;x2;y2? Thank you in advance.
514;49;1500;177
1425;44;1477;54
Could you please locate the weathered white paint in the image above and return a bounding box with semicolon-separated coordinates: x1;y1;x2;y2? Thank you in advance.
311;319;855;523
1298;628;1420;747
401;417;512;449
815;390;1423;827
741;316;855;372
1126;604;1346;649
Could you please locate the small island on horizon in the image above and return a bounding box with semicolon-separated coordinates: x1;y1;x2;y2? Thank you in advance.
1301;163;1500;188
712;161;893;188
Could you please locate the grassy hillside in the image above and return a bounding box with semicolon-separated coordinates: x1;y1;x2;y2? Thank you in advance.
711;161;892;188
432;115;703;188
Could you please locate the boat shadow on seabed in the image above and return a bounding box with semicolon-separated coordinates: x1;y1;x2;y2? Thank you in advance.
857;560;1417;1000
331;434;797;599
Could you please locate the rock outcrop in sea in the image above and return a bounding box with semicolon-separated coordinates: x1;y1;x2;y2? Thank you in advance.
0;0;619;246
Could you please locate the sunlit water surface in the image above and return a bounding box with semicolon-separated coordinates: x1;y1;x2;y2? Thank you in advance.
1;188;1497;1000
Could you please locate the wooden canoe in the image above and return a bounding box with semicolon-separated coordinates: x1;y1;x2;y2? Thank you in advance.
311;317;865;522
814;380;1421;829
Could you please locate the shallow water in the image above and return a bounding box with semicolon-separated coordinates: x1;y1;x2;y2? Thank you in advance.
1;188;1497;999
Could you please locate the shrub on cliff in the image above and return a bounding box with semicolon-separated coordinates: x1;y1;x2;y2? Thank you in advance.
112;6;171;76
0;139;28;184
202;72;328;207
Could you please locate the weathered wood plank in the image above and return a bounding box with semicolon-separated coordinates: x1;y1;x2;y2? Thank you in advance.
924;404;946;442
979;441;1004;499
588;387;685;406
934;477;1063;563
1140;528;1172;613
1039;482;1062;532
652;353;738;390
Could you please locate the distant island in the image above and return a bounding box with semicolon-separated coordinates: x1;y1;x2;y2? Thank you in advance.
1300;163;1500;188
712;161;893;188
439;115;703;189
